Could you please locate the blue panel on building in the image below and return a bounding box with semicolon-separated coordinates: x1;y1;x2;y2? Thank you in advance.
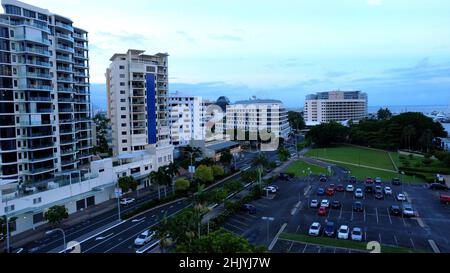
146;73;157;144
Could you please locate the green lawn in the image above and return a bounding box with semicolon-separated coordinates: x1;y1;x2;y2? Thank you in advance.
279;233;426;253
285;160;330;177
306;145;396;171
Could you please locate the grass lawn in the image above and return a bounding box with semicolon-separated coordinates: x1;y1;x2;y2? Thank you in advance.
306;145;396;171
279;233;426;253
285;160;330;177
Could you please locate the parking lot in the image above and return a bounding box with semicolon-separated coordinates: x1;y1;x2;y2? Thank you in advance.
272;239;363;253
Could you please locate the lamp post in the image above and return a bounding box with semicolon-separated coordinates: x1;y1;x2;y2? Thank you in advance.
4;199;10;253
115;183;122;222
261;217;275;244
46;228;66;253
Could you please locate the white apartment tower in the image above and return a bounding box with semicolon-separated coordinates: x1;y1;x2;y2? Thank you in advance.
107;50;173;163
168;91;204;146
0;0;92;192
304;91;368;126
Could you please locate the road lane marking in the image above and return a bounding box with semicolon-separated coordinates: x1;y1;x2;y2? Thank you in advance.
378;233;382;245
386;208;392;224
375;208;379;223
95;233;114;241
428;239;441;253
268;223;287;251
132;217;146;223
410;238;415;248
302;244;308;253
339;207;343;219
394;235;399;246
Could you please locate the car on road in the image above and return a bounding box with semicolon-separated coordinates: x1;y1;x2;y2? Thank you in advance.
134;230;155;246
366;177;374;184
392;178;402;186
440;195;450;204
279;173;294;181
429;183;449;191
241;204;257;214
375;177;382;184
320;199;330;208
318;206;327;216
375;185;382;192
324;222;335;237
317;188;325;196
309;222;321;236
120;198;136;206
268;185;280;191
310;199;319;208
351;227;363;241
364;186;374;194
389;205;402;216
336;184;345;192
329;184;336;190
384;186;393;195
349;176;357;183
403;204;415;217
331;200;342;209
396;193;407;202
346;184;355;192
263;186;277;193
353;201;364;212
338;225;350;240
319;174;327;182
354;188;364;198
326;187;335;196
375;190;384;200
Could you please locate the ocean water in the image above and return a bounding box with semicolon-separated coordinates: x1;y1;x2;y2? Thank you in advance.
442;123;450;136
368;105;449;114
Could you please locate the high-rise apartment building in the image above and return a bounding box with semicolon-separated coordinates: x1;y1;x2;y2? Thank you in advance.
0;0;92;190
304;91;368;125
106;50;173;165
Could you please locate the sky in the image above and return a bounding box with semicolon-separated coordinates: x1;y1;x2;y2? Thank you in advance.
20;0;450;108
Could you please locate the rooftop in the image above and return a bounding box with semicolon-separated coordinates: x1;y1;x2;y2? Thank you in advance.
233;99;283;105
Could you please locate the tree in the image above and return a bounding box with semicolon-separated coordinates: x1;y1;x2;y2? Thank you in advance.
165;162;180;193
288;111;305;132
252;153;269;186
182;145;203;165
211;165;225;178
0;216;17;236
149;167;171;198
194;165;214;184
155;209;202;246
306;121;349;147
208;188;228;204
241;170;258;184
419;129;434;153
402;125;416;151
118;176;138;193
92;112;111;155
175;228;266;253
223;180;244;193
174;178;191;192
377;108;392;120
277;146;291;162
44;205;69;226
219;151;233;167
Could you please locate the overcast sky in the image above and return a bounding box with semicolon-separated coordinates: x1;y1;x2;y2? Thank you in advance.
20;0;450;108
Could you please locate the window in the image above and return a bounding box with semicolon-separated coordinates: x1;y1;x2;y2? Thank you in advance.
119;74;125;78
121;131;127;135
33;197;42;204
120;99;126;103
38;13;48;21
122;148;128;151
23;9;36;18
121;107;126;111
121;123;126;127
122;139;127;143
5;5;21;16
99;168;105;173
120;82;125;86
120;90;125;94
4;204;15;213
121;115;126;119
119;65;125;69
33;212;44;224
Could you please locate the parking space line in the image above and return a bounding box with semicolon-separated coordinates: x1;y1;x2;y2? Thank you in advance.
378;233;382;245
223;222;246;233
402;216;407;227
333;248;337;253
317;247;321;253
339;206;343;219
364;209;366;222
302;244;308;253
375;208;379;224
394;235;399;246
386;208;392;224
228;218;250;227
410;238;415;249
351;209;354;222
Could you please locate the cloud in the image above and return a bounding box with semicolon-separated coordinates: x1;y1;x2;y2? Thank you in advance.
367;0;382;6
176;31;196;43
208;34;243;42
94;31;147;44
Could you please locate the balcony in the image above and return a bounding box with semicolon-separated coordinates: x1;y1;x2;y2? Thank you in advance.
15;35;51;46
59;108;74;113
56;33;74;42
74;53;88;59
7;19;51;33
20;84;53;91
18;120;54;126
21;60;51;68
73;33;88;41
56;55;73;62
20;71;52;80
28;142;55;150
56;44;75;53
74;43;88;50
58;87;74;93
15;47;51;57
55;22;74;31
57;76;74;83
57;66;73;72
25;96;52;102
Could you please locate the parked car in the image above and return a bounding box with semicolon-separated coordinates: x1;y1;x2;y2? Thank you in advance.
319;174;327;182
309;222;321;236
310;199;319;208
326;187;335;196
318;206;327;216
329;184;336;190
366;177;374;184
324;221;335;237
241;204;257;214
351;227;363;241
354;188;364;198
120;198;136;206
353;201;364;212
320;199;330;208
375;185;382;192
349;176;357;183
396;193;407;202
263;186;277;193
392;178;402;186
336;184;345;192
440;195;450;204
337;225;350;240
279;173;294;181
403;204;415;217
332;200;342;209
375;190;384;200
375;177;382;184
430;183;450;191
317;188;325;196
0;233;4;242
268;185;280;191
389;205;402;216
384;186;393;195
364;186;374;194
134;230;155;246
346;185;355;192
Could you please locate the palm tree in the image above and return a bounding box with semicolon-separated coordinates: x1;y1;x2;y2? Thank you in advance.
149;171;161;199
149;168;171;199
165;162;180;194
252;153;269;187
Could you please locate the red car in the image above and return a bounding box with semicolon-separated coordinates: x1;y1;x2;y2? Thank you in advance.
366;178;374;184
318;206;327;216
336;184;345;192
326;187;335;196
440;195;450;204
329;184;336;190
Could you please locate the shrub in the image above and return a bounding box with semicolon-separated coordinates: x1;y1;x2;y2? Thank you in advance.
175;178;190;192
212;165;225;178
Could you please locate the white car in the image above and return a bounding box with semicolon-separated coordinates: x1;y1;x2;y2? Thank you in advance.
308;222;321;236
375;177;382;183
403;205;415;217
338;225;350;240
354;188;364;198
263;186;277;193
346;185;354;192
120;198;136;205
134;230;155;246
384;187;392;195
396;193;407;201
320;199;330;208
351;227;363;241
310;199;319;208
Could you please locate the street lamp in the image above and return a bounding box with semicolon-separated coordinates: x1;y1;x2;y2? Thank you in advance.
115;182;122;222
261;217;275;244
46;228;66;253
